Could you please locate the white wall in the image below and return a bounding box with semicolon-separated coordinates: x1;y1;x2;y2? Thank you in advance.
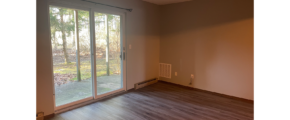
37;0;160;116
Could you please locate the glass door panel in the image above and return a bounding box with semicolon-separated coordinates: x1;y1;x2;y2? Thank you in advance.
49;6;92;107
49;4;125;108
94;12;122;95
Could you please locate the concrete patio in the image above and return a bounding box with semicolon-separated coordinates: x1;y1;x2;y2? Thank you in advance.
54;75;122;106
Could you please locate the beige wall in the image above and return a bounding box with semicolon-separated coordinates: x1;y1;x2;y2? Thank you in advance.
37;0;160;116
160;0;253;100
37;0;254;116
37;0;55;116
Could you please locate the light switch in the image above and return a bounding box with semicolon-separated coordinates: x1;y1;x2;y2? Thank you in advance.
129;44;131;49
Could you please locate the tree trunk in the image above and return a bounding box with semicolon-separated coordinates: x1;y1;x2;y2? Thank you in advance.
53;32;58;51
60;9;70;64
71;12;76;49
74;10;81;82
72;32;75;48
106;14;110;76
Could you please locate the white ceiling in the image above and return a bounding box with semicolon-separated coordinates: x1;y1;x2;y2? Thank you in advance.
142;0;191;5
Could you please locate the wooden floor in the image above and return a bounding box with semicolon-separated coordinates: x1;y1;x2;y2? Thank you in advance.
49;82;253;120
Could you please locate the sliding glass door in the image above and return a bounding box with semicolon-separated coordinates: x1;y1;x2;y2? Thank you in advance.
50;6;93;107
49;4;126;110
94;12;123;95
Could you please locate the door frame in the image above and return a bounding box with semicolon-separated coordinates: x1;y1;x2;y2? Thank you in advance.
47;0;127;112
91;8;127;99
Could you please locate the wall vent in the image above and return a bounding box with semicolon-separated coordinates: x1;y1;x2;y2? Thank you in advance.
159;63;171;78
135;78;158;89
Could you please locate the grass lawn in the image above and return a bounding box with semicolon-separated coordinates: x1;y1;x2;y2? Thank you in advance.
53;59;121;81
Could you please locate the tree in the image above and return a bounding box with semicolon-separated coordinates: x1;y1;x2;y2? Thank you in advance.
59;8;75;64
77;10;90;54
50;8;57;50
50;7;94;82
94;13;122;75
109;15;121;74
50;7;75;64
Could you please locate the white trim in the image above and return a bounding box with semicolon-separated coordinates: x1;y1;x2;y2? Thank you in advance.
55;90;126;114
122;12;127;90
95;88;126;99
89;8;98;100
55;97;94;111
47;3;57;111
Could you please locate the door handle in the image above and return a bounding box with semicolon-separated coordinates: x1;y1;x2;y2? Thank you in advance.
120;52;125;60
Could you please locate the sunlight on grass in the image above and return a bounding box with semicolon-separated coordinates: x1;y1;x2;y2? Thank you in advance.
53;59;120;81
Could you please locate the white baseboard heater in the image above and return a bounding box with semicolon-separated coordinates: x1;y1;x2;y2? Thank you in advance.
135;78;158;89
35;112;44;120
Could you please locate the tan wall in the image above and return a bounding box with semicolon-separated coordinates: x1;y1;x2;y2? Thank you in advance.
37;0;55;116
37;0;160;116
160;0;253;100
37;0;253;116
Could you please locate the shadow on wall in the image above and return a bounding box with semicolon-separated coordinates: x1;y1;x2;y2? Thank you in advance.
142;2;161;83
110;0;161;88
161;0;253;35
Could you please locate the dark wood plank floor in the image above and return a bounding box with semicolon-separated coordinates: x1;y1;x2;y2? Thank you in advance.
49;82;253;120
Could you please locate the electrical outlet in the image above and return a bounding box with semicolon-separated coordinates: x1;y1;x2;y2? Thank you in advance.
175;72;177;76
189;74;194;85
129;44;131;49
